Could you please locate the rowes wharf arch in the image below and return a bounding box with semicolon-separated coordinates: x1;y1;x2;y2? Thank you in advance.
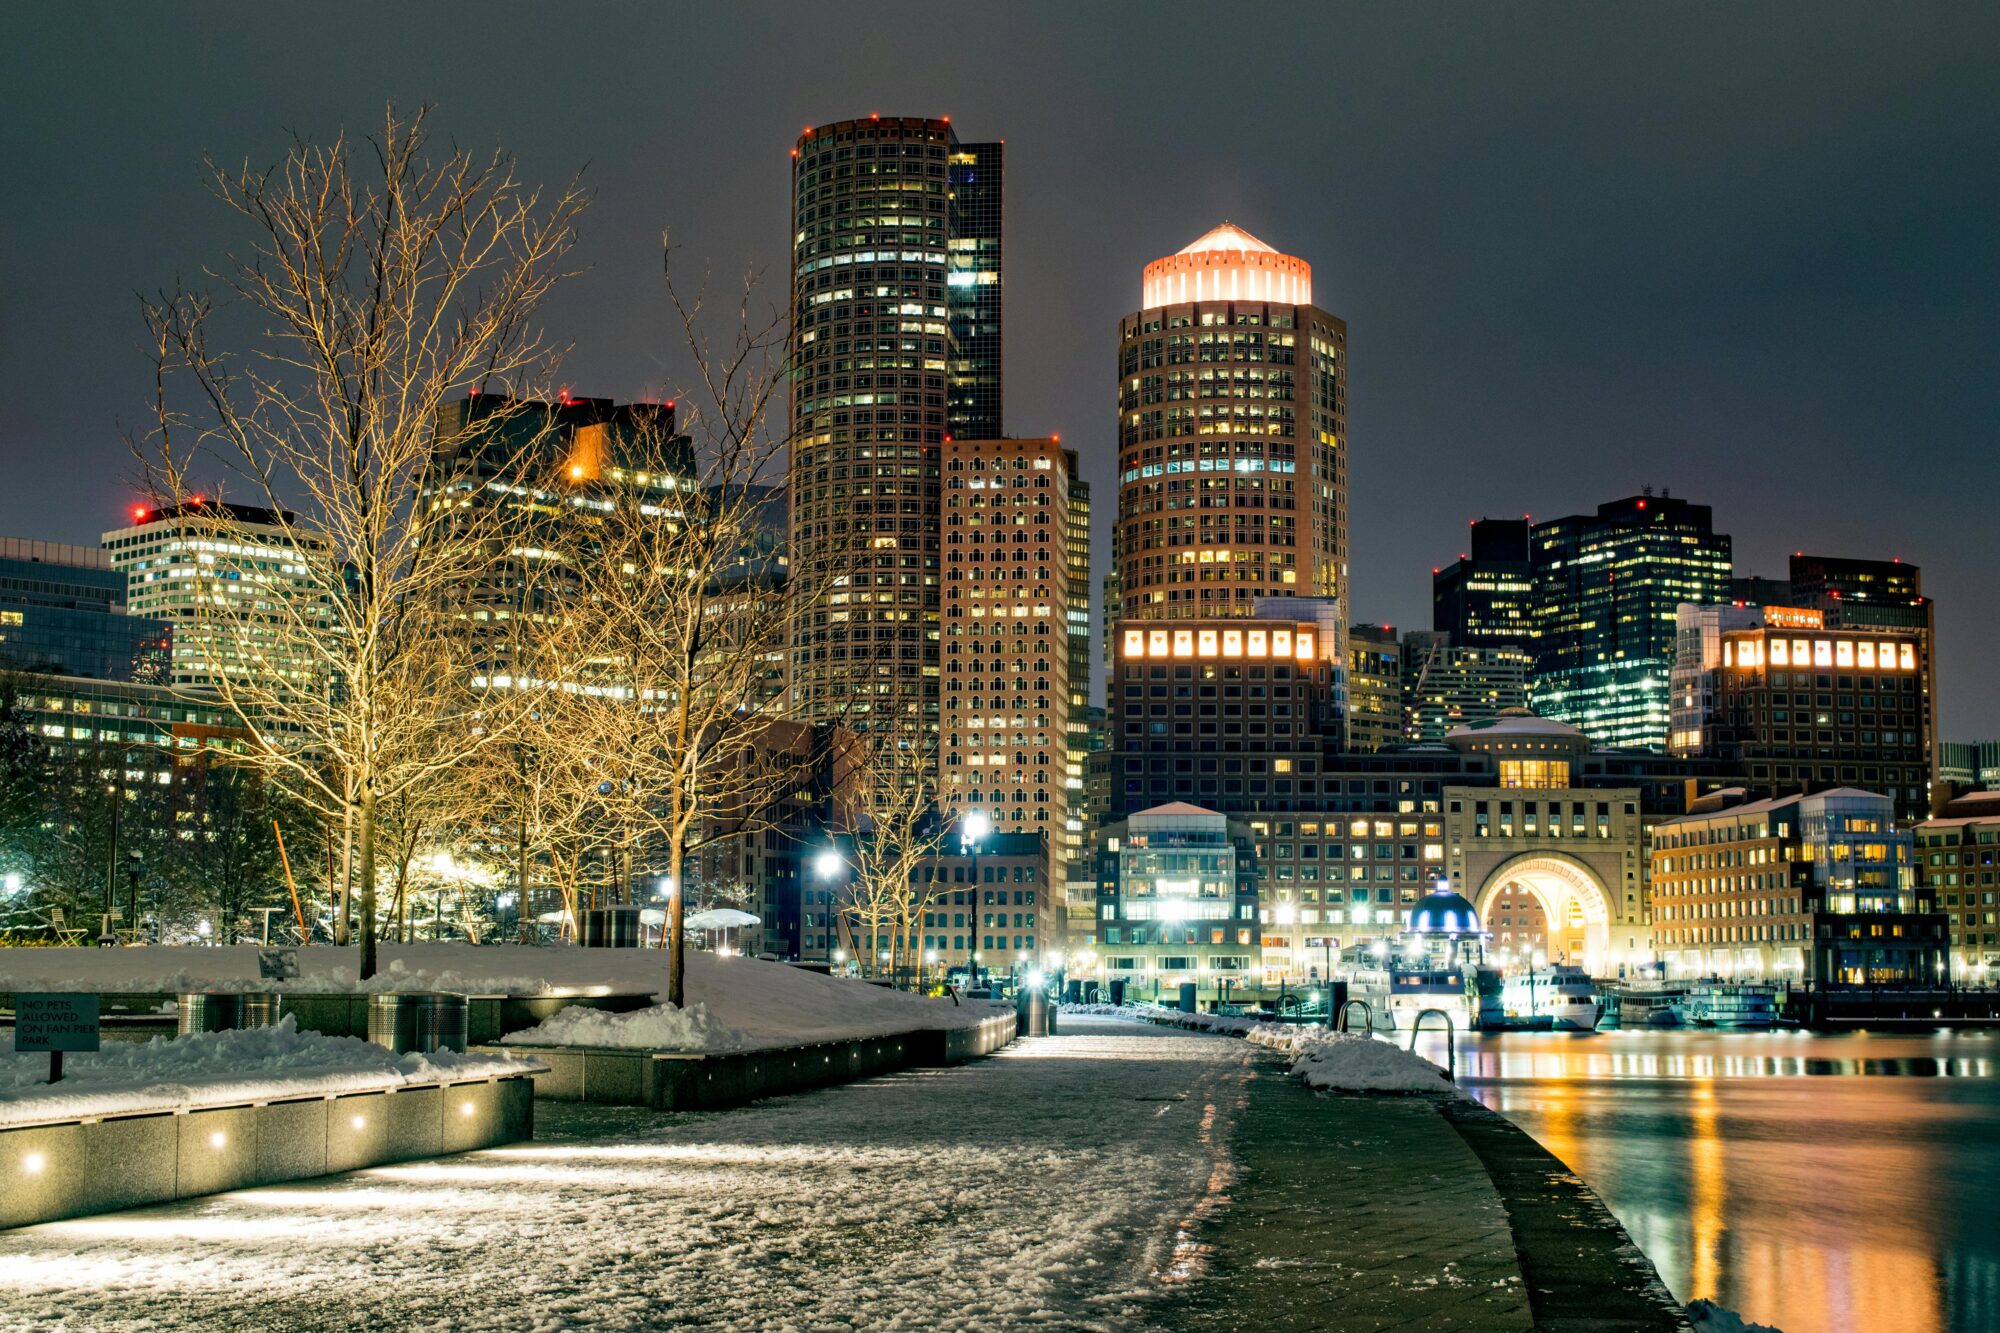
1440;711;1655;976
1468;850;1625;974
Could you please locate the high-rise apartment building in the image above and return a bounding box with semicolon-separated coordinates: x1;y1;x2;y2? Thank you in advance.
102;501;331;695
1529;494;1732;751
938;436;1079;867
1432;518;1534;650
1113;224;1347;636
788;115;998;748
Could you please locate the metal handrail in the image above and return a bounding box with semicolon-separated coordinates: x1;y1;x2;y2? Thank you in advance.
1408;1007;1456;1082
1336;998;1374;1034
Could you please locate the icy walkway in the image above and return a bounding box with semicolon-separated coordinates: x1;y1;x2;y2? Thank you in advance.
0;1017;1260;1331
0;1016;1619;1331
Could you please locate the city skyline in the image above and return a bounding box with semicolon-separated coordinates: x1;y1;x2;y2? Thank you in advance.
2;5;1996;733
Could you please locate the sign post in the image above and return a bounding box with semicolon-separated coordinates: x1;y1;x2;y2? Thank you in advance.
14;993;100;1084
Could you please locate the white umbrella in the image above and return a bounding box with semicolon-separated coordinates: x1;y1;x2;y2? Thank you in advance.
685;907;760;930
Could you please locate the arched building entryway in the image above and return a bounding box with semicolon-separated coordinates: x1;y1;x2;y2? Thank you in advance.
1470;852;1619;975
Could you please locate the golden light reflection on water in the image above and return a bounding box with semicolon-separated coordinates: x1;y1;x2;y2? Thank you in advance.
1441;1029;1998;1333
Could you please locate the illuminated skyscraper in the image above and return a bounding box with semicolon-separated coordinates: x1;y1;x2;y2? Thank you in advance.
947;140;1004;440
787;115;1003;747
938;436;1080;869
1432;518;1534;650
1113;224;1347;630
1529;494;1732;751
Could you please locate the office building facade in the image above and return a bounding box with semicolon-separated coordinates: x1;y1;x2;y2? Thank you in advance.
1529;494;1732;751
1432;518;1534;650
102;501;331;695
1093;802;1261;1002
0;539;169;682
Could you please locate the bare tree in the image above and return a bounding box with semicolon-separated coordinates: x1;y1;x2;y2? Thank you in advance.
841;738;952;985
135;105;588;978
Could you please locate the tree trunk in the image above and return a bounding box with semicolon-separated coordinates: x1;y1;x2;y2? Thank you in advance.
358;784;379;980
666;839;687;1006
334;806;353;947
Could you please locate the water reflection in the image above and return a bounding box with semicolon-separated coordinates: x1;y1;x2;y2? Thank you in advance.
1409;1030;2000;1333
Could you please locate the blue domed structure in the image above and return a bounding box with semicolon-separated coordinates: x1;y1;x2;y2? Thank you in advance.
1408;885;1484;938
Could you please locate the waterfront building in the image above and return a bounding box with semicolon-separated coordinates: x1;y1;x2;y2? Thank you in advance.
1529;494;1732;751
938;436;1080;869
1092;802;1261;1002
0;538;169;682
1439;713;1652;976
1402;632;1533;743
1345;622;1402;752
1702;615;1930;822
1113;223;1347;638
1914;798;2000;977
1431;518;1535;650
1652;788;1945;985
787;115;973;748
101;501;332;696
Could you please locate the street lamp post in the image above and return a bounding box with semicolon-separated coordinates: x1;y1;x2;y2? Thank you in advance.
959;811;990;991
813;847;846;967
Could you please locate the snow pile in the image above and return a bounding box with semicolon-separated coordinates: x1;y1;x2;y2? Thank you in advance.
0;1016;541;1128
1688;1299;1784;1333
0;944;1012;1053
501;999;749;1052
1284;1030;1462;1095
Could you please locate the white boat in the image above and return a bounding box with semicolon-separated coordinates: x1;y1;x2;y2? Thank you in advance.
1382;967;1474;1033
1501;965;1602;1031
1683;981;1778;1030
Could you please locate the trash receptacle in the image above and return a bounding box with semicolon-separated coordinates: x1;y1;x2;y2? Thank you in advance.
1108;978;1126;1007
1016;987;1053;1037
368;992;468;1053
178;991;281;1036
1177;981;1198;1013
583;906;641;948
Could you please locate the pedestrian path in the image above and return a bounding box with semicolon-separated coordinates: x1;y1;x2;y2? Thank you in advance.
0;1015;1668;1331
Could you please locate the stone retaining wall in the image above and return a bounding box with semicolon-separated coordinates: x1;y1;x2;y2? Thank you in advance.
489;1011;1019;1111
0;1073;535;1231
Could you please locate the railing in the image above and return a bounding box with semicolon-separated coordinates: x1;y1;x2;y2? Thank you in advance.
1408;1007;1456;1082
1335;998;1374;1034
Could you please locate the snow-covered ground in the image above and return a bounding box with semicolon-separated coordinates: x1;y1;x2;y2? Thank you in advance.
500;999;748;1051
0;1015;1252;1332
0;1017;538;1128
1;944;1008;1053
1111;1005;1464;1096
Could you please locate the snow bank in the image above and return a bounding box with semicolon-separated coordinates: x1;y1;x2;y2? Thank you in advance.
500;1000;748;1052
0;1016;540;1129
1105;1003;1464;1096
0;944;1011;1054
1687;1299;1784;1333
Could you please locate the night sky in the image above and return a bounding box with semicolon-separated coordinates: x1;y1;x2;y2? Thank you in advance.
3;4;1995;730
